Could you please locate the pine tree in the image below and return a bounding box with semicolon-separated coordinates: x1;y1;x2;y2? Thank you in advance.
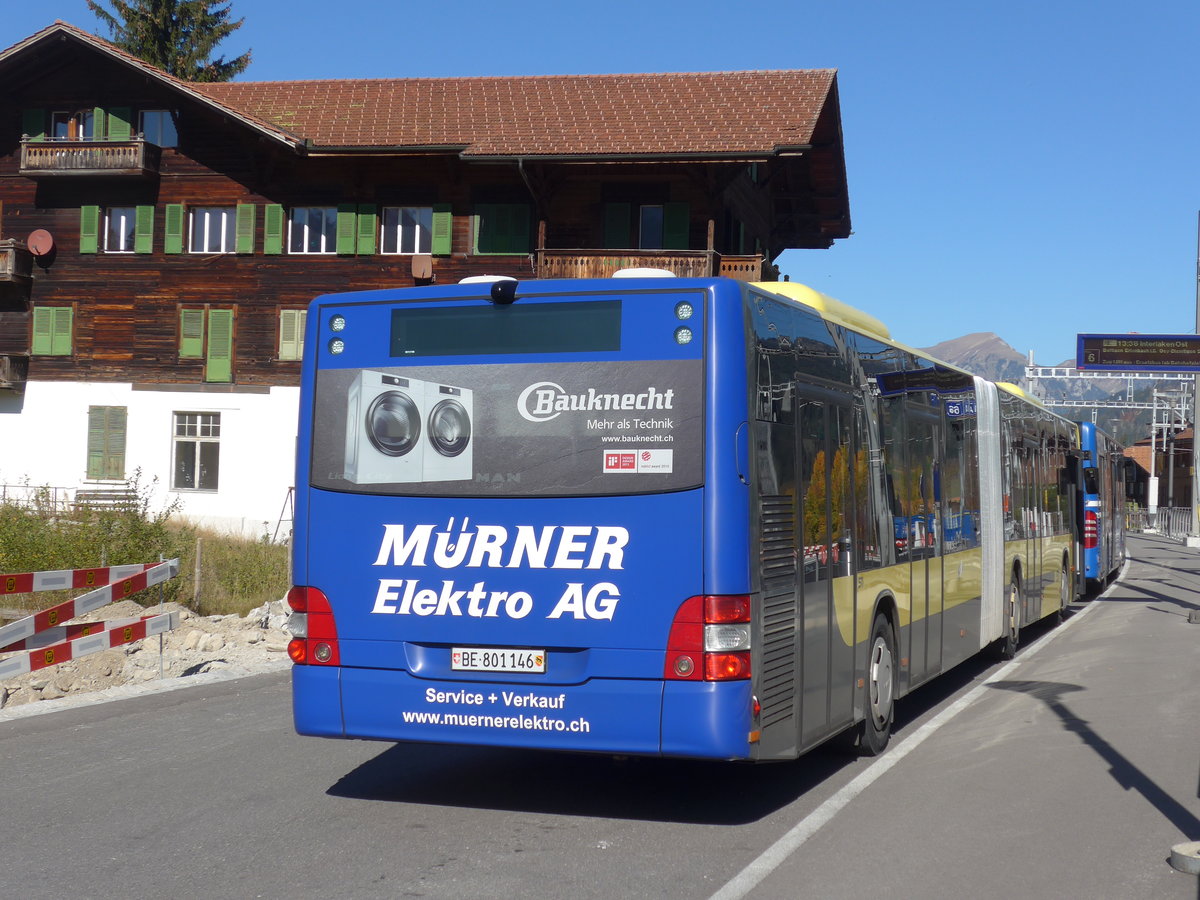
87;0;251;82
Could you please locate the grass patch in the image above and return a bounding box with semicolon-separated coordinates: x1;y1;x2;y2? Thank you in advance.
0;479;288;619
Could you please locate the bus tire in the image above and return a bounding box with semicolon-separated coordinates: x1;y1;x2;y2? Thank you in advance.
997;570;1022;659
858;612;896;756
1055;558;1070;623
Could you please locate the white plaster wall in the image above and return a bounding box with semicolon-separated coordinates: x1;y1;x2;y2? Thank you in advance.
0;381;301;538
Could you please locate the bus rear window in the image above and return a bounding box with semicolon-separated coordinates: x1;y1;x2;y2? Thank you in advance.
391;301;621;357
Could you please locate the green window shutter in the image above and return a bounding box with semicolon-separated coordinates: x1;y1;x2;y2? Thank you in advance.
32;307;54;355
164;204;185;254
22;109;45;141
263;204;283;254
663;202;689;250
506;203;531;254
80;206;100;254
603;203;631;249
431;203;452;255
179;309;205;358
356;204;377;255
106;107;132;140
475;203;529;254
134;205;154;254
50;307;73;356
205;309;234;383
279;309;306;360
92;107;106;140
87;406;108;479
336;204;357;255
87;406;127;480
236;204;256;254
33;306;73;355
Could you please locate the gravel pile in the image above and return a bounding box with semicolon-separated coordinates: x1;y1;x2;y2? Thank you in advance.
0;598;292;709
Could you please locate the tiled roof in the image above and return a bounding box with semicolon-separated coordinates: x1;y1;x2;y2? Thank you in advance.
192;70;837;156
4;22;838;158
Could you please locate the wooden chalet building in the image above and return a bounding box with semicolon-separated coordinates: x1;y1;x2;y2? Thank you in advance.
0;21;850;534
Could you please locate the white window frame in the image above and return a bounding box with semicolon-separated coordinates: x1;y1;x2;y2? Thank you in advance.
172;412;221;491
51;109;94;141
381;206;433;255
190;206;237;254
105;207;137;253
288;206;337;254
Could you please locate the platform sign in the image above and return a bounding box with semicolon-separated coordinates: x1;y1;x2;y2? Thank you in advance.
1076;334;1200;372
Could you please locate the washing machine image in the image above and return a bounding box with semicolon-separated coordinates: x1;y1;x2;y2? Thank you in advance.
344;370;427;484
423;381;473;482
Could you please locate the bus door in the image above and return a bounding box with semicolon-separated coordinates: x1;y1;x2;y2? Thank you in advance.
905;395;943;686
796;386;856;747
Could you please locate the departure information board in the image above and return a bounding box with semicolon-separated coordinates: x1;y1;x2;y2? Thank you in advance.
1076;334;1200;372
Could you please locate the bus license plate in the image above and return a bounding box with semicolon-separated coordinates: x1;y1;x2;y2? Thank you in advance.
451;647;546;674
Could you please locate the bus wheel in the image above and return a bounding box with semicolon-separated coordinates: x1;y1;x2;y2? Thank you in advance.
1055;561;1070;623
999;572;1022;659
860;613;895;756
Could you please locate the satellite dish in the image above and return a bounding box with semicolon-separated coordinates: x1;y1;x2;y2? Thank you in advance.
27;229;54;256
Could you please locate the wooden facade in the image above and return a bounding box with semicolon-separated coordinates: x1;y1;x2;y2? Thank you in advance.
0;23;850;397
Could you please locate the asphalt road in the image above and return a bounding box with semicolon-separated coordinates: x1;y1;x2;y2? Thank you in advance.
2;532;1197;900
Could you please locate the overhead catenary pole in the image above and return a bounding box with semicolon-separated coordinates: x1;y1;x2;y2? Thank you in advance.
1193;210;1200;543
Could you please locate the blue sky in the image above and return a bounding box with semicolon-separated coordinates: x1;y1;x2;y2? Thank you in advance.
6;1;1200;365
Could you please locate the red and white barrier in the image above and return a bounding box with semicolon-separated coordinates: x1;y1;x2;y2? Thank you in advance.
0;611;179;680
1;562;160;596
0;559;181;679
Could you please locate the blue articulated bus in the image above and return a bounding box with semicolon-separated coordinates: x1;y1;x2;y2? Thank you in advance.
1077;421;1126;591
289;276;1077;761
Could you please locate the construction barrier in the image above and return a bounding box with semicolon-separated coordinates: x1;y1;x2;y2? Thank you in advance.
0;559;180;680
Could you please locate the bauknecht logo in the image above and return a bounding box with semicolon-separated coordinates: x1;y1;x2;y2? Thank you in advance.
517;382;676;422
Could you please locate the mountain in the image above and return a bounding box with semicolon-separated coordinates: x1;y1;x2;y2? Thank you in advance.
920;332;1031;385
919;332;1149;445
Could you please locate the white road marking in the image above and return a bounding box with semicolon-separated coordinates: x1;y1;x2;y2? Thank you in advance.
709;590;1109;900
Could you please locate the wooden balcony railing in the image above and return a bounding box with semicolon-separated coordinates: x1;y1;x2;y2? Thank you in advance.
0;354;29;393
0;239;33;284
0;239;33;307
534;250;766;282
19;138;162;177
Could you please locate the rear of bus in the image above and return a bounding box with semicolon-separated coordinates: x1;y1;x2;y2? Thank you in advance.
289;277;757;759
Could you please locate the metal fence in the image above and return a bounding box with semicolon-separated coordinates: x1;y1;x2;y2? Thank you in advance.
1127;507;1195;543
0;483;73;511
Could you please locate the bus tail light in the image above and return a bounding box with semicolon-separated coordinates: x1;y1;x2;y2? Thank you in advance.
665;595;752;681
287;585;340;666
1083;511;1099;550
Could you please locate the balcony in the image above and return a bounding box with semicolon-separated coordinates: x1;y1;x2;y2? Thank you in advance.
19;137;161;178
534;250;768;282
0;239;33;307
0;354;29;393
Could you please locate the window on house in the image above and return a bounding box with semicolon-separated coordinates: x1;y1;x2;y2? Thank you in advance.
178;307;235;383
51;110;95;140
172;412;220;491
31;306;73;356
639;205;664;250
190;207;237;253
105;207;137;253
87;406;127;480
288;206;338;254
381;206;433;254
278;309;307;361
474;203;530;255
139;110;177;148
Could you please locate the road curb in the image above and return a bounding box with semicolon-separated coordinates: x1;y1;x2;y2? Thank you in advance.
0;660;290;723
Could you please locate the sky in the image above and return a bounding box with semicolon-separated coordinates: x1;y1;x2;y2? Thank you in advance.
5;0;1200;366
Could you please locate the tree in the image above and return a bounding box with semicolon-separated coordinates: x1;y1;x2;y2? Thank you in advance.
87;0;251;82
